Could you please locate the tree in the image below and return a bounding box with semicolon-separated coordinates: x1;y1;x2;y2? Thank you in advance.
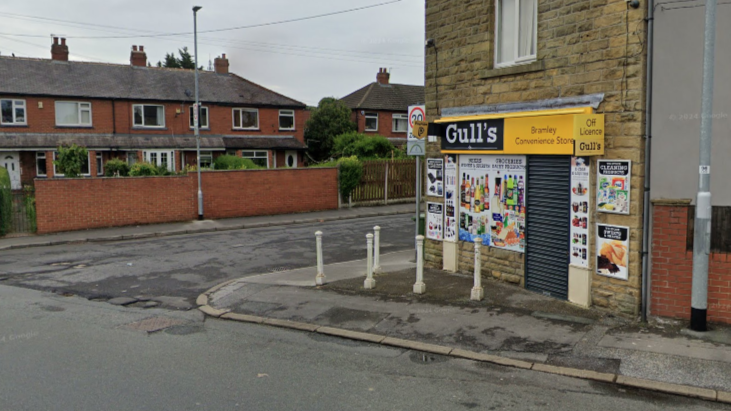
332;132;400;159
304;97;356;162
156;47;202;70
53;144;88;178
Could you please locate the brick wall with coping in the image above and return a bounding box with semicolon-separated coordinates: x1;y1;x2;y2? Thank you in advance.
424;0;648;315
650;201;731;324
34;168;339;234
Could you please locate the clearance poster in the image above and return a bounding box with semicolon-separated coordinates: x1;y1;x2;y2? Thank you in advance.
458;155;526;253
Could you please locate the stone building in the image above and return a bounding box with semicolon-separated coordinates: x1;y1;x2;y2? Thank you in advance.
422;0;647;317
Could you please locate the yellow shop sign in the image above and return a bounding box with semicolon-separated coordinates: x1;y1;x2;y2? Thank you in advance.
437;108;605;156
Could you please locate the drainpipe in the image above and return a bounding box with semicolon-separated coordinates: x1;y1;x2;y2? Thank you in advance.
640;0;655;322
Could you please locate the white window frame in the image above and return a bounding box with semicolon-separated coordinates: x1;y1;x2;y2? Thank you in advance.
241;150;269;168
199;151;213;168
279;109;295;131
494;0;538;69
392;113;408;133
143;150;175;171
55;101;92;127
36;152;47;177
53;152;91;177
232;108;259;130
0;99;27;125
365;112;378;132
132;104;165;128
96;152;103;176
189;105;209;129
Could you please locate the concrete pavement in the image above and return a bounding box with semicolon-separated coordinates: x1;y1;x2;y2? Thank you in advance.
0;203;414;251
201;252;731;404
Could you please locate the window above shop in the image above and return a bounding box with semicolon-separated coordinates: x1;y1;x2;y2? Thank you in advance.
495;0;537;68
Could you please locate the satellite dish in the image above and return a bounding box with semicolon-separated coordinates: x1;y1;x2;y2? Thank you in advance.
185;89;193;98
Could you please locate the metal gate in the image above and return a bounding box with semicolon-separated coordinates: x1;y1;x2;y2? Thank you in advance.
525;156;571;299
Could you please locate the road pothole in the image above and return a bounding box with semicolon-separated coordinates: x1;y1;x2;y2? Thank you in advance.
409;351;449;365
121;316;187;333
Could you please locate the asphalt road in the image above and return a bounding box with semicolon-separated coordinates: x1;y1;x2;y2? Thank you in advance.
1;285;727;411
0;214;414;310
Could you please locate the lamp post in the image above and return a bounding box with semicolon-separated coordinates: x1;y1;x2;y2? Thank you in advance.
193;5;204;220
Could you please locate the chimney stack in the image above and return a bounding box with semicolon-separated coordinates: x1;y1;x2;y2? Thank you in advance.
214;53;229;74
376;67;390;85
51;37;69;61
130;45;147;67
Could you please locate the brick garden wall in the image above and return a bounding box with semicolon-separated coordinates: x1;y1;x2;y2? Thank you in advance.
35;168;339;234
651;203;731;324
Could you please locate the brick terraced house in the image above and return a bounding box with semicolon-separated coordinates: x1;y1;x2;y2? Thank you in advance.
0;38;308;190
340;68;424;146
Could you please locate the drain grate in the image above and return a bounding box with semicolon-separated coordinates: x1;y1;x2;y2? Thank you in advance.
122;316;187;333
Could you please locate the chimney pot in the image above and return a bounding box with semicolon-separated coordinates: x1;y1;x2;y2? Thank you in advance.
53;37;59;45
139;45;144;52
132;45;138;51
376;68;390;85
61;38;66;46
222;53;226;59
51;37;69;61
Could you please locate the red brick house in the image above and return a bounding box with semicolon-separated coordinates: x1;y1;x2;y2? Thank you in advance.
340;68;424;146
0;38;308;190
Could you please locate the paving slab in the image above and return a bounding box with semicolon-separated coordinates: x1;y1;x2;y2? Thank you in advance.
599;332;731;364
616;375;717;401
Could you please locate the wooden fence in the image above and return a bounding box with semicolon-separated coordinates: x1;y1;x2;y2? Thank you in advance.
351;159;421;205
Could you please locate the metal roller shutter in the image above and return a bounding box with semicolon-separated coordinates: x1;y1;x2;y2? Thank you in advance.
525;156;571;299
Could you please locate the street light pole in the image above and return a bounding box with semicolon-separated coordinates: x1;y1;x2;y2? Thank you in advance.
193;5;204;221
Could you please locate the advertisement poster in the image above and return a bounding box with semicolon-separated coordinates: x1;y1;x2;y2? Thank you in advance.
570;157;591;268
426;202;443;241
426;158;444;197
458;155;526;253
443;154;458;242
597;160;631;215
596;224;630;280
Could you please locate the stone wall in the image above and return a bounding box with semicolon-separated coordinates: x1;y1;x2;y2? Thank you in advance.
425;0;648;315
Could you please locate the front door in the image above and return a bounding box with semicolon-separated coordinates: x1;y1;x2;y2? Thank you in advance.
0;152;21;190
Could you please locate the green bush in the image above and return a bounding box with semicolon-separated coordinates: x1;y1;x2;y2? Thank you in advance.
129;162;159;176
332;132;397;159
337;156;363;200
0;167;10;236
155;165;173;176
23;185;36;233
104;158;130;177
54;144;88;178
213;155;247;170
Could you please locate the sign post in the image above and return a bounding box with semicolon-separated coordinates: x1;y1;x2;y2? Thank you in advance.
408;105;426;258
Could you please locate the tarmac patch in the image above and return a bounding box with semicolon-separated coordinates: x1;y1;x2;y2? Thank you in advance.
314;307;389;331
122;316;187;333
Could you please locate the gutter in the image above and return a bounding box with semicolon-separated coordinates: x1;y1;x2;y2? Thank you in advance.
641;1;655;322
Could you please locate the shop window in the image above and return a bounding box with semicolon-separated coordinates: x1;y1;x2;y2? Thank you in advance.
495;0;537;68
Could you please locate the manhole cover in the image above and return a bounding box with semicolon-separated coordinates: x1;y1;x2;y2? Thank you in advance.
122;316;187;332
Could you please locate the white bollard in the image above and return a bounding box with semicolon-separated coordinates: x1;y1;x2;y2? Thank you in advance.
364;233;376;289
413;235;426;294
315;231;325;286
373;226;381;273
471;237;484;301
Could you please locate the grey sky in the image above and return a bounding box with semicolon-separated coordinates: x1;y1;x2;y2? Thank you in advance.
0;0;425;106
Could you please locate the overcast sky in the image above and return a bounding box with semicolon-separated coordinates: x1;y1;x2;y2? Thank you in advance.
0;0;425;106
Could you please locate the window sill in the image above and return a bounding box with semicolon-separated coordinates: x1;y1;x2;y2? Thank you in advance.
132;127;168;130
392;130;407;134
232;128;261;132
189;127;211;131
479;60;544;80
56;125;93;129
279;129;296;132
364;129;378;133
0;124;29;128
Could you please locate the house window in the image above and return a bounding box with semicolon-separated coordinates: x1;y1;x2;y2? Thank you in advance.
279;109;295;130
143;150;175;171
241;150;268;168
495;0;537;68
55;101;92;126
36;152;47;177
392;113;408;133
233;108;259;130
365;112;378;132
189;106;209;129
53;152;90;177
200;151;213;168
1;99;26;125
96;153;103;176
133;104;165;128
127;151;138;166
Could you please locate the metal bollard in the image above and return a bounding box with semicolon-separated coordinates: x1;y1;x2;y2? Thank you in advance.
315;231;325;286
364;233;376;289
413;235;426;294
471;237;484;301
373;226;381;273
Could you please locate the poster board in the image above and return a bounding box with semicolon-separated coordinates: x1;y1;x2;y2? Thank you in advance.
570;157;591;268
426;202;443;241
596;224;629;280
426;158;444;197
458;154;526;253
443;154;458;242
597;160;631;215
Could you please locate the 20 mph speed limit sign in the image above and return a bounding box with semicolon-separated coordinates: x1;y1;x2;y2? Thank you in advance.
407;105;425;141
